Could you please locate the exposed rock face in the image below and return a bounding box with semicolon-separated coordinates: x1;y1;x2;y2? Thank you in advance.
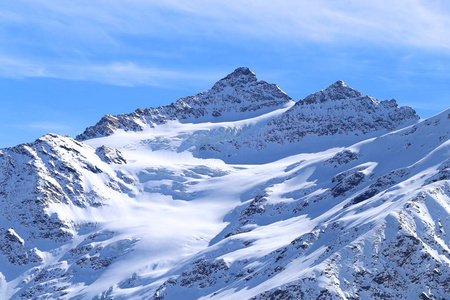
0;229;42;266
96;145;127;164
76;67;293;140
330;170;365;197
324;149;359;167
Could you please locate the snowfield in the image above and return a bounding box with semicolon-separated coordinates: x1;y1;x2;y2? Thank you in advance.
0;68;448;299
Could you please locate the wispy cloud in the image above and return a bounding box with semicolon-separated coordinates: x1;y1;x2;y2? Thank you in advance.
25;122;71;131
0;57;221;86
23;1;450;49
0;57;49;78
70;62;223;87
1;0;450;85
124;0;450;49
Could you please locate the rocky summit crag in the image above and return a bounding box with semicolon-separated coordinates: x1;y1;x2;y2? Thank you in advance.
0;68;448;300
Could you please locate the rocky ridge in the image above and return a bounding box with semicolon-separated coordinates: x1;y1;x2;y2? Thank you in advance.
76;68;419;162
197;80;419;159
76;67;293;141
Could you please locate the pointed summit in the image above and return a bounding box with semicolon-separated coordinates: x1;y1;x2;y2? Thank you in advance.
328;80;347;88
224;67;257;80
213;67;257;89
298;80;363;105
77;67;292;140
323;80;362;98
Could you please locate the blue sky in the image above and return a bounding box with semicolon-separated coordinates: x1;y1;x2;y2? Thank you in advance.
1;0;450;147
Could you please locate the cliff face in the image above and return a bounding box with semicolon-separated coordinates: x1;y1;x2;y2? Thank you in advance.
0;68;449;300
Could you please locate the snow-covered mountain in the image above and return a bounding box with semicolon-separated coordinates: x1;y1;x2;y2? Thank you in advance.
76;67;293;141
0;68;448;300
194;79;419;162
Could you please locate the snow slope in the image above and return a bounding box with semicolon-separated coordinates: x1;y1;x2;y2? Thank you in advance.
0;68;448;300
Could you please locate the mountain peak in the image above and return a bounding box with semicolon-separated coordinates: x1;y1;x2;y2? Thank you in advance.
328;80;347;88
323;80;361;96
77;67;292;140
214;67;257;88
298;80;363;105
226;66;256;79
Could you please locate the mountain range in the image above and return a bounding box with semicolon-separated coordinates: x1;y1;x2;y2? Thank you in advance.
0;67;448;299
